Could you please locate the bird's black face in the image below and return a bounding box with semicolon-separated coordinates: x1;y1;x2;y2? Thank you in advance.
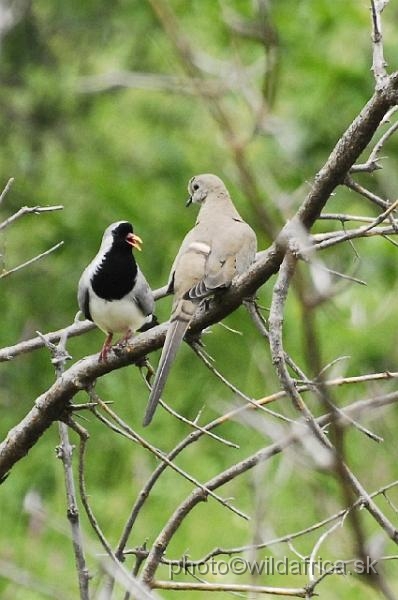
112;222;142;251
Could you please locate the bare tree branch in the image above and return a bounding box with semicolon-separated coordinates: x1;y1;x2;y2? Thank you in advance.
268;253;398;551
89;391;249;520
0;286;169;363
0;320;95;362
131;478;398;568
3;5;398;598
351;106;398;172
76;427;160;600
313;223;398;251
39;329;90;600
344;175;390;209
151;580;311;597
0;204;63;231
370;0;389;89
0;177;14;206
0;241;64;280
138;390;398;584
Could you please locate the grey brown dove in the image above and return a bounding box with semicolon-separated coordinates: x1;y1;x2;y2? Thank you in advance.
143;174;257;426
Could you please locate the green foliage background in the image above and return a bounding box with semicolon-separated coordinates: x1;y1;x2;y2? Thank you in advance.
1;1;398;598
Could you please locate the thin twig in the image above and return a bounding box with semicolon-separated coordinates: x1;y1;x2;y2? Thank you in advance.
78;71;227;97
191;340;294;424
351;106;398;172
0;204;63;231
76;431;158;600
308;519;343;582
0;241;64;280
39;329;90;600
319;213;375;223
0;285;169;362
125;478;398;567
0;177;15;206
151;580;311;597
139;369;239;449
304;260;367;287
78;430;114;557
91;391;249;521
344;175;389;209
370;0;389;89
383;492;398;514
139;389;398;585
268;253;398;548
313;223;398;251
328;402;383;443
360;197;398;233
158;398;239;448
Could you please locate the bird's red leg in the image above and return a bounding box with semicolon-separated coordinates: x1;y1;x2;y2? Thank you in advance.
99;332;113;362
117;329;132;347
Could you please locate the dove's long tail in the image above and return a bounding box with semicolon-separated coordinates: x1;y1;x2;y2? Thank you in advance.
143;317;189;426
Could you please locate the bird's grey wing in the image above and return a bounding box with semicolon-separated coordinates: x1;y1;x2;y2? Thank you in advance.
234;221;257;273
166;226;203;294
77;269;93;321
185;255;235;301
186;221;257;301
130;269;155;317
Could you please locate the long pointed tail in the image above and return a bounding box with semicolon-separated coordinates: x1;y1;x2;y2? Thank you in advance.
143;318;189;426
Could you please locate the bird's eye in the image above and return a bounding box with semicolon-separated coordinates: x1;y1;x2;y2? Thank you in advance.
193;183;199;191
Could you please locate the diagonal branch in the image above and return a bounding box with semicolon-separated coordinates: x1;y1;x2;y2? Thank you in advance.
90;393;249;521
0;241;64;280
41;330;90;600
151;581;310;597
134;478;398;568
351;106;398;172
139;391;398;584
0;177;14;206
268;254;398;551
0;204;63;231
2;68;398;479
0;285;169;363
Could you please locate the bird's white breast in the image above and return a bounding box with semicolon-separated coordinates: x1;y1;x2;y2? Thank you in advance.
89;292;146;335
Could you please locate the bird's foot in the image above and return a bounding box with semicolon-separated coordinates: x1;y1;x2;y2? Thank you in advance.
99;333;113;362
99;346;110;362
114;329;133;352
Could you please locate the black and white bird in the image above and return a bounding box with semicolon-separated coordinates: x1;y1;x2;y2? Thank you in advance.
77;221;156;362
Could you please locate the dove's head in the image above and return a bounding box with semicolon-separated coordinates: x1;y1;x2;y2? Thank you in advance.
186;173;226;206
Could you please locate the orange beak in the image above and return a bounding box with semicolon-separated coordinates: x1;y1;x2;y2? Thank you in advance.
126;232;143;251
